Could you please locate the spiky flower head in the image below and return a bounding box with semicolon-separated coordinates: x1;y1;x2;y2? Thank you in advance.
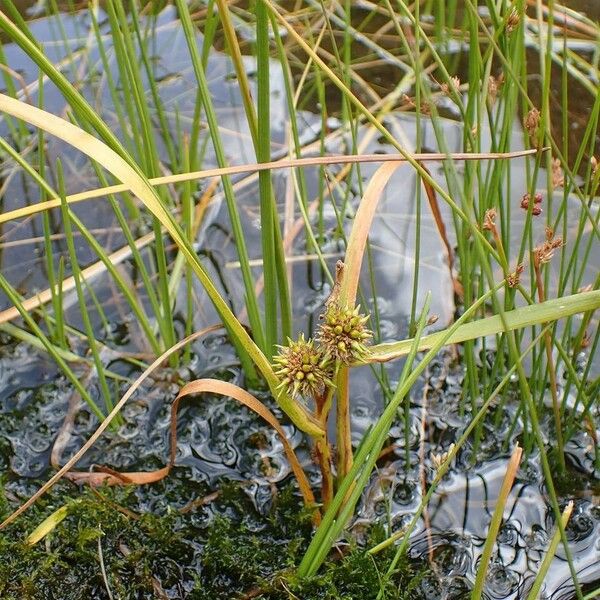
272;334;332;399
318;303;372;364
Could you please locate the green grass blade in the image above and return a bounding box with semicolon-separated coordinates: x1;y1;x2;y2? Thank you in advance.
57;160;114;416
526;502;574;600
174;0;266;354
369;291;600;362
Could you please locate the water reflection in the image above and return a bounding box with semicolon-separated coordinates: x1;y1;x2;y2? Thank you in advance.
358;455;600;599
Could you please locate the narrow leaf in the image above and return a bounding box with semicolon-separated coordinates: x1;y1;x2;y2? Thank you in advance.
368;291;600;363
26;505;70;545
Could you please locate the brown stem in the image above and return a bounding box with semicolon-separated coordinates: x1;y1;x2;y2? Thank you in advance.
336;366;353;481
315;388;334;509
315;436;334;509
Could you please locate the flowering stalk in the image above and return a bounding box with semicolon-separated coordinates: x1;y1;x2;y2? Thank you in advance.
271;297;373;501
318;301;372;481
533;229;566;472
272;334;335;506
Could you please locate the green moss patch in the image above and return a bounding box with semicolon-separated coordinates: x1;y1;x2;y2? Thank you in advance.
0;480;426;599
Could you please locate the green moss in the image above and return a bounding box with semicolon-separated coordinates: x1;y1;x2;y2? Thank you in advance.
0;482;192;598
0;481;424;599
191;514;426;599
189;485;312;598
283;552;421;599
276;524;426;600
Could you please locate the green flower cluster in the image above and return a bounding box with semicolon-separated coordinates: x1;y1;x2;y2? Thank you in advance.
272;303;372;399
317;304;372;364
273;334;333;398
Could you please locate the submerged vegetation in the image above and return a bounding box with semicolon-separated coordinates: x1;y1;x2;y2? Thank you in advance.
0;0;598;597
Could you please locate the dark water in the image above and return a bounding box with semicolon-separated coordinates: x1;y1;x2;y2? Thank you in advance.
0;4;599;599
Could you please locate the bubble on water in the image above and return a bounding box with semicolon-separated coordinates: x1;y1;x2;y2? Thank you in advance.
497;522;520;546
485;563;520;599
393;480;417;506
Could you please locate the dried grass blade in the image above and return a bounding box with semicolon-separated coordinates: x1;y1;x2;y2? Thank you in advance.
340;161;404;305
170;379;317;515
64;466;170;487
333;161;403;480
472;445;523;599
0;94;174;232
421;167;456;287
0;232;154;325
0;149;542;226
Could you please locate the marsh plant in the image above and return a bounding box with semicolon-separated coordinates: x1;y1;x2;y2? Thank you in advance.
0;0;598;596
